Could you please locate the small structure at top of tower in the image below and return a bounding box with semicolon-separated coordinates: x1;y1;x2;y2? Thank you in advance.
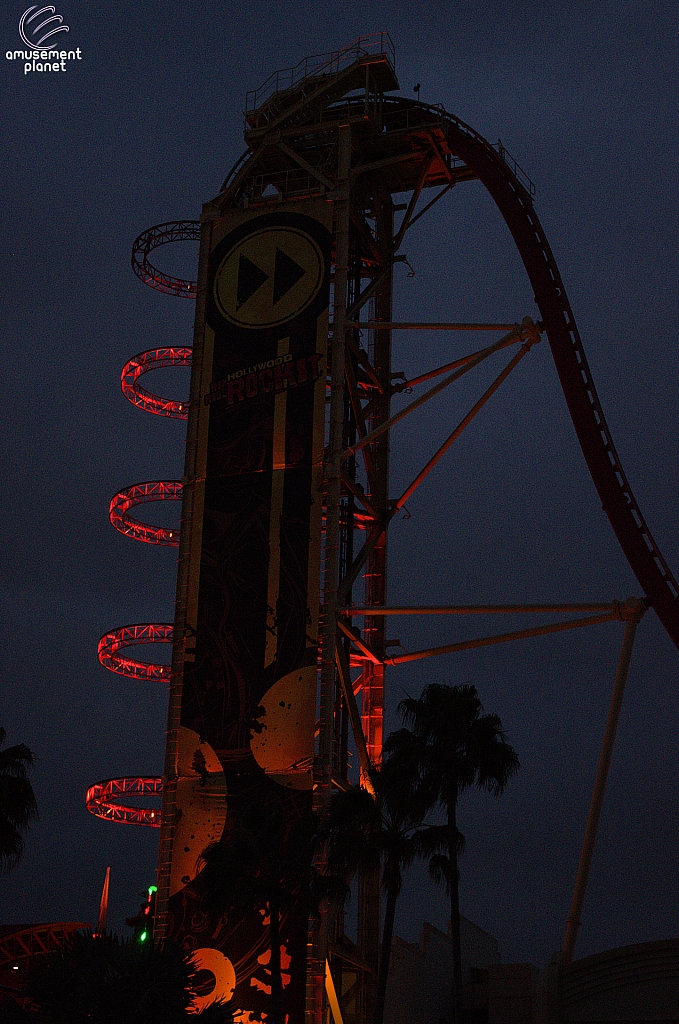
244;33;398;132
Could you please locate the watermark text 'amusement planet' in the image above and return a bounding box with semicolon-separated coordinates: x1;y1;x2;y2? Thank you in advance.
7;47;82;73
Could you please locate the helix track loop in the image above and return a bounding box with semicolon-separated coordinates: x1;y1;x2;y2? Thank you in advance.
110;481;182;546
86;777;162;828
131;222;200;296
97;623;173;682
121;347;192;419
88;225;190;831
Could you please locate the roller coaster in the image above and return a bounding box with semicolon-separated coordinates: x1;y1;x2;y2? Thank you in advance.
85;32;679;1018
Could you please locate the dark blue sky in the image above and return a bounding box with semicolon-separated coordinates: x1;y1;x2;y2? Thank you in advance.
2;0;678;969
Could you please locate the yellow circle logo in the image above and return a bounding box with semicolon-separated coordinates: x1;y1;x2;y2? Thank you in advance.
213;226;325;328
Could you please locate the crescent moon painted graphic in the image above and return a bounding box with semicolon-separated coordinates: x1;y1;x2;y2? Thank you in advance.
189;947;236;1012
250;665;316;789
169;727;227;896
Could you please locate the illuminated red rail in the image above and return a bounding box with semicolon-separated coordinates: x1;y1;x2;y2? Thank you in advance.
88;226;193;832
110;481;182;546
86;777;162;828
97;623;173;682
121;347;192;419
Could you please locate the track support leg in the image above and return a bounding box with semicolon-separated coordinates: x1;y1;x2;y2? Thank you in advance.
561;596;645;963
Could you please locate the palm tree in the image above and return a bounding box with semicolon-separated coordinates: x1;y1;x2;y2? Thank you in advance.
395;683;519;1024
0;728;37;874
198;797;345;1024
322;748;445;1024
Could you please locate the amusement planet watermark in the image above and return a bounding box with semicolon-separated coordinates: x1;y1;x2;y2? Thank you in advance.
6;5;82;74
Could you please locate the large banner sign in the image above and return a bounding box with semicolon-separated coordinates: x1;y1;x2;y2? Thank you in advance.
165;199;332;1021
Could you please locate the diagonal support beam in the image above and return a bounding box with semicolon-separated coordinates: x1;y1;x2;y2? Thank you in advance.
340;472;378;520
335;643;376;797
395;134;457;241
562;597;646;963
393;151;436;251
395;333;522;392
342;324;528;460
337;619;381;664
326;960;345;1024
406;182;455;232
346;268;391;320
275;140;335;190
394;331;539;511
352;345;384;394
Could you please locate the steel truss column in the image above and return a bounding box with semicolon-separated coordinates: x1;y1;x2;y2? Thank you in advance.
309;122;352;1024
154;218;213;941
319;120;352;804
360;194;393;768
356;195;393;1024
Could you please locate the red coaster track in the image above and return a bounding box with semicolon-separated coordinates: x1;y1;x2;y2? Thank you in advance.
97;623;173;682
86;777;162;828
109;481;182;547
87;228;195;828
429;102;679;646
130;222;200;297
121;347;192;419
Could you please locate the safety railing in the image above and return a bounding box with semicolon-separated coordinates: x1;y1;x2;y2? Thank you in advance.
245;32;395;114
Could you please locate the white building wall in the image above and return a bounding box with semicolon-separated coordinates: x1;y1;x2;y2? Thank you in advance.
384;917;500;1024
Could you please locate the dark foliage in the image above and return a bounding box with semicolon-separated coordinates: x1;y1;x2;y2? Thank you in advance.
198;797;346;1024
0;728;38;875
25;930;196;1023
322;746;446;1024
393;683;519;1022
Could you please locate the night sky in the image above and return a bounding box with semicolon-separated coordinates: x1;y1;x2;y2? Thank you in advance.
2;0;678;971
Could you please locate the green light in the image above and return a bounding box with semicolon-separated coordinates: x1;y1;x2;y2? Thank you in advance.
148;885;157;894
139;931;148;942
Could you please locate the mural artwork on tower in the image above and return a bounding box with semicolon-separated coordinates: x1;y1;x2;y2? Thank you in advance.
164;198;332;1023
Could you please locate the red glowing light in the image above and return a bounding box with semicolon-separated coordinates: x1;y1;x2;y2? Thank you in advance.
86;776;163;828
121;347;192;419
88;226;195;833
97;623;173;682
109;480;182;546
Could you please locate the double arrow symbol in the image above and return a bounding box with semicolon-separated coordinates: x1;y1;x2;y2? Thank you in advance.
237;248;307;310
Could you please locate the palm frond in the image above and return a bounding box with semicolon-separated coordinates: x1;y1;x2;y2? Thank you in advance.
0;741;36;776
428;853;458;893
0;818;24;875
414;823;465;858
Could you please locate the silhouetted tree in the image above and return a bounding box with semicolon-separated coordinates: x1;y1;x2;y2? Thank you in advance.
26;930;204;1023
198;798;345;1024
0;728;37;875
394;683;519;1023
322;747;446;1024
